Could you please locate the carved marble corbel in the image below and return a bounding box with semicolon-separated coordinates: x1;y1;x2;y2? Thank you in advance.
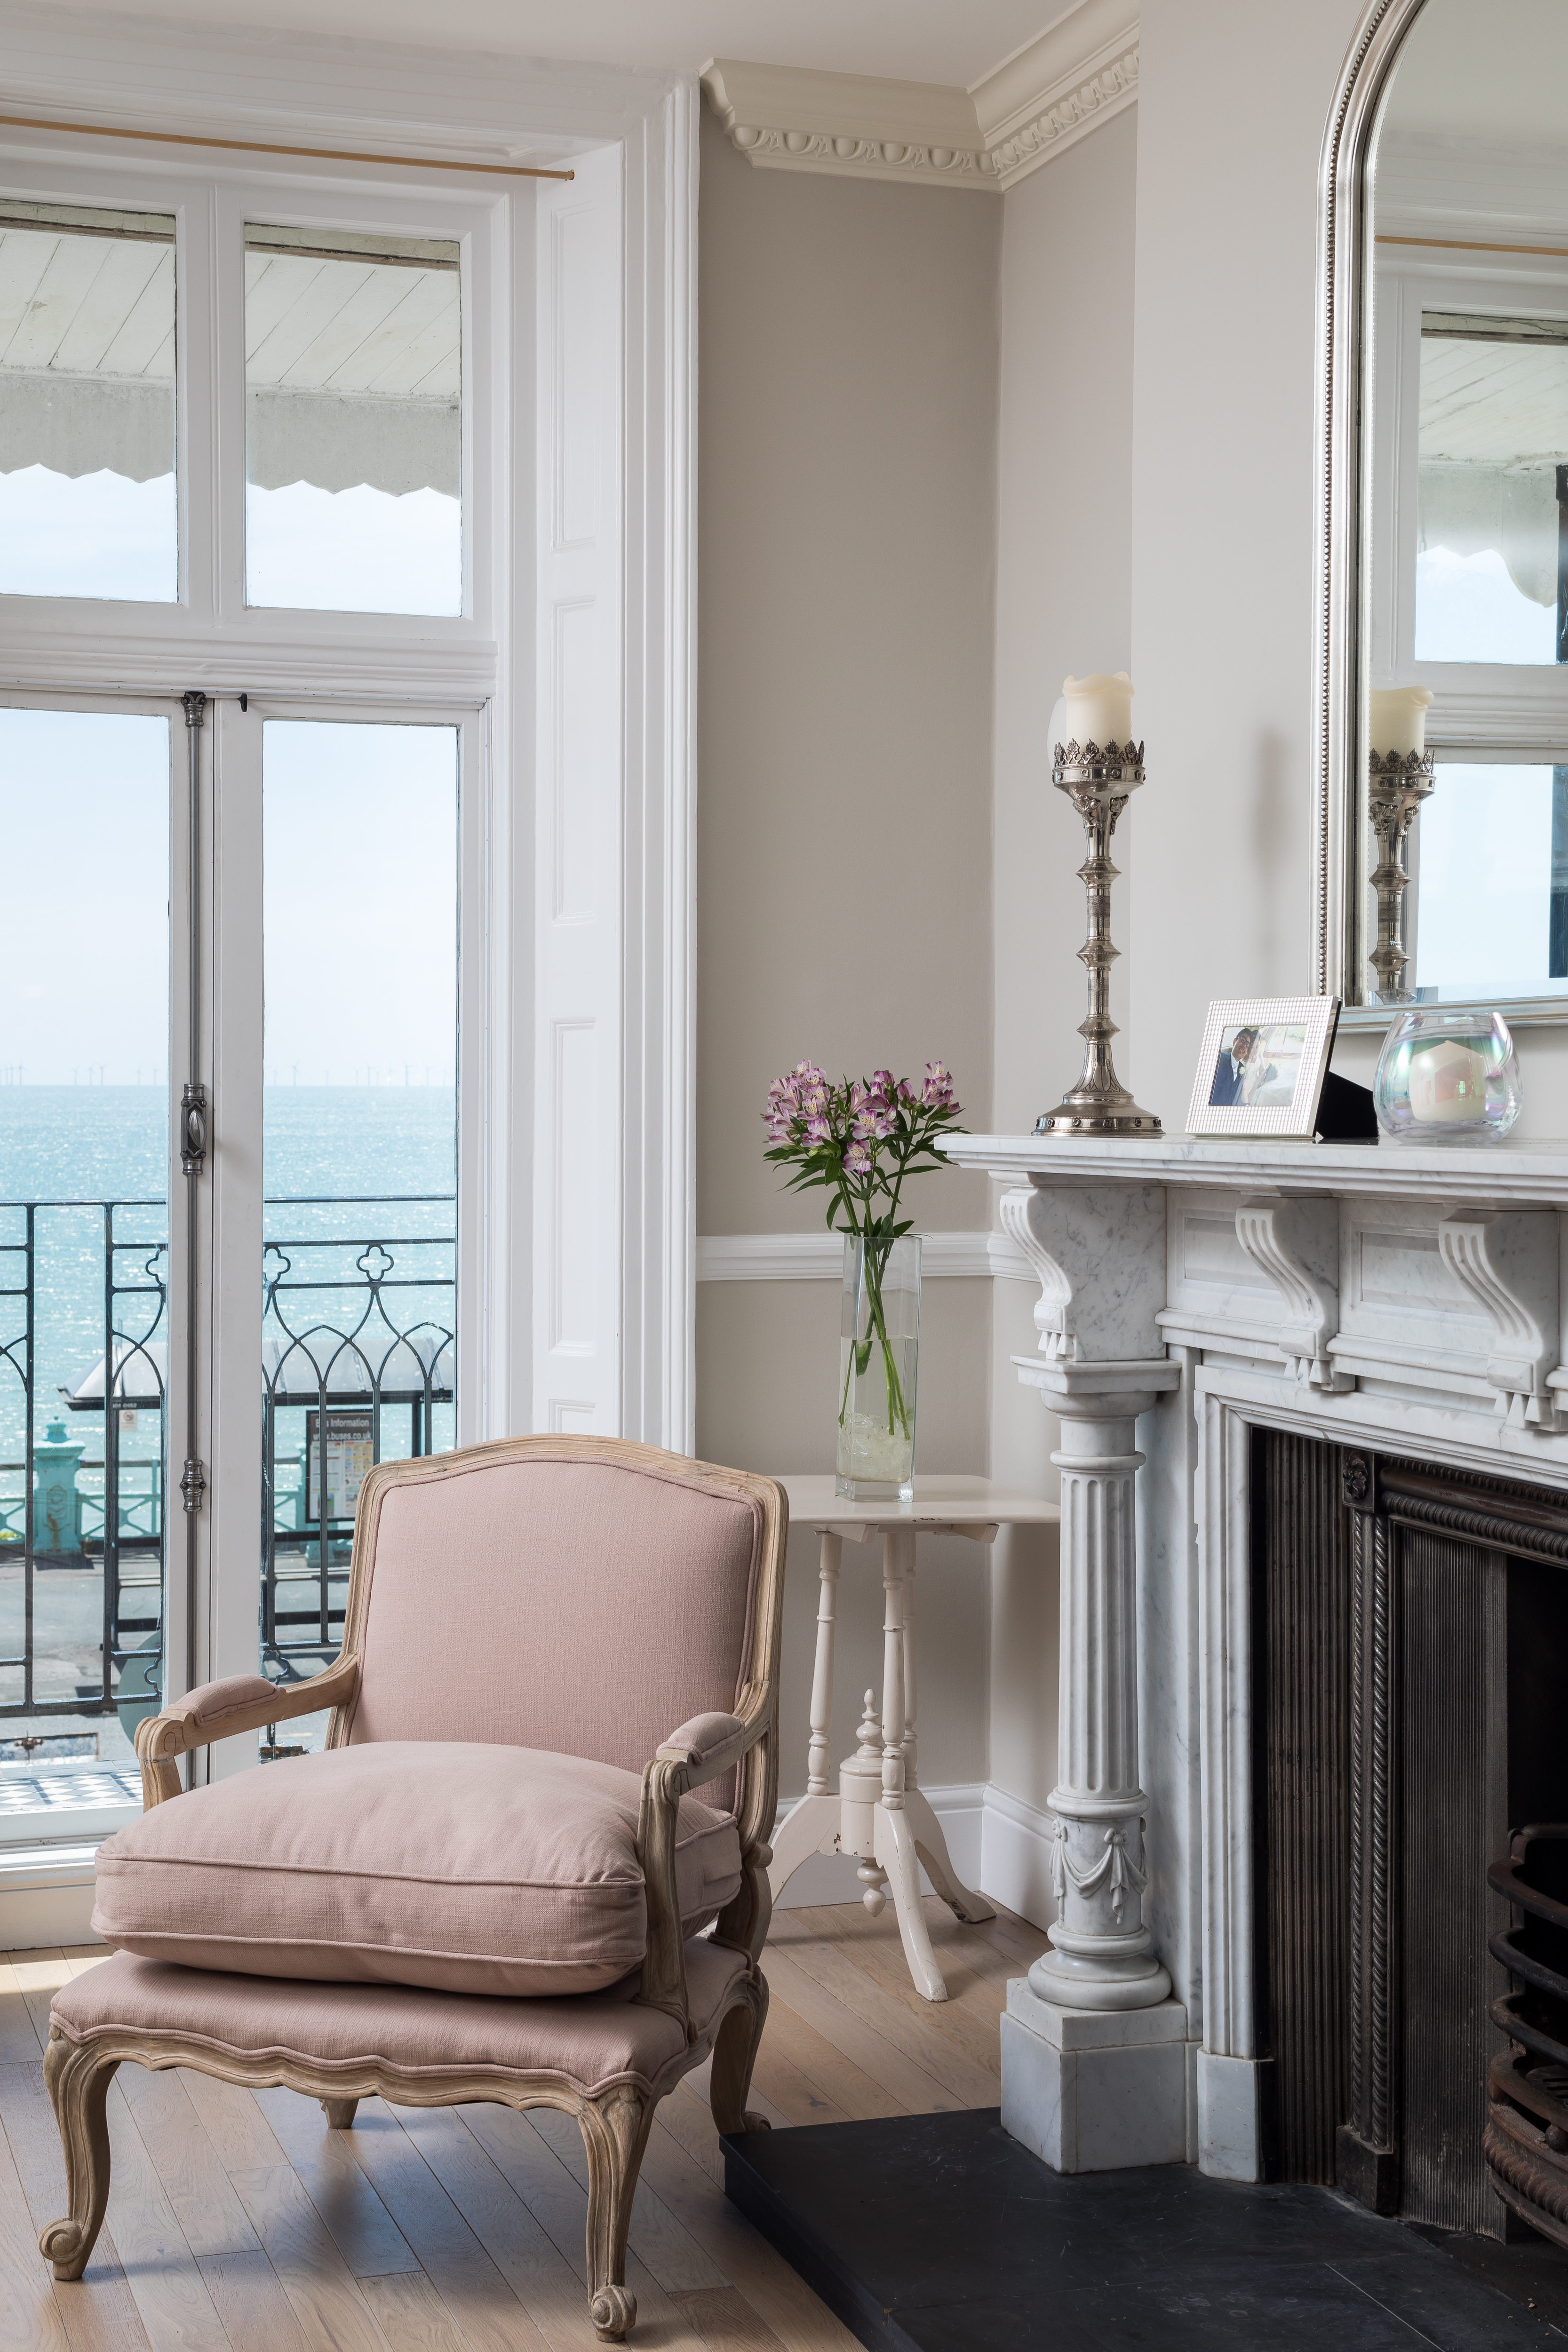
1436;1208;1564;1433
998;1183;1168;1366
1234;1193;1350;1391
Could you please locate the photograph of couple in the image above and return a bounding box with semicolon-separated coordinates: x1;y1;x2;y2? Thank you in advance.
1207;1022;1307;1110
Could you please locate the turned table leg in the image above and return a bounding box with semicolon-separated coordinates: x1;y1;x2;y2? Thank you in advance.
899;1530;997;1929
767;1528;844;1898
876;1528;948;2001
807;1529;840;1796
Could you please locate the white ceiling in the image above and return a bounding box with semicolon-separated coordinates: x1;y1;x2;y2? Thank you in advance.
16;0;1060;87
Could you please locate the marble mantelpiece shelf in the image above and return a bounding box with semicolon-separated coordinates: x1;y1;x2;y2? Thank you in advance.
944;1132;1568;1206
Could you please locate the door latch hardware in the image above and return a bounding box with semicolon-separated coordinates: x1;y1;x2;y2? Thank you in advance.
181;1081;207;1176
179;1456;207;1515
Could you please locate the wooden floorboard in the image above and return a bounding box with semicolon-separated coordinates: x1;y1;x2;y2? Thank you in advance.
0;1897;1032;2352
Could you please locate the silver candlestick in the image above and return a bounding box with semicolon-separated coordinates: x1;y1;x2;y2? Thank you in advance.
1037;737;1163;1138
1366;747;1435;1004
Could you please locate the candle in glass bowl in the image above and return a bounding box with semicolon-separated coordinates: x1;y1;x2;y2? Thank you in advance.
1369;685;1433;759
1407;1036;1489;1124
1062;672;1135;754
1374;1007;1521;1144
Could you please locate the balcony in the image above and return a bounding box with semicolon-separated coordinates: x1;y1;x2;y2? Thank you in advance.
0;1194;454;1824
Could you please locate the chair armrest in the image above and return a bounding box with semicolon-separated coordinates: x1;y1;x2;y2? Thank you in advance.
636;1703;772;2029
655;1710;758;1790
134;1653;359;1808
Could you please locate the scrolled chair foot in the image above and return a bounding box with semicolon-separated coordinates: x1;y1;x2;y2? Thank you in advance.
589;2282;637;2341
741;2111;772;2133
39;2030;118;2282
39;2216;93;2283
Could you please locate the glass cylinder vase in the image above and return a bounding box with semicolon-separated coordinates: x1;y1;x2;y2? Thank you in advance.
836;1233;921;1502
1373;1007;1522;1144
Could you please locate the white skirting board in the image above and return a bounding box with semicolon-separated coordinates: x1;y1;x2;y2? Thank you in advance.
772;1781;1057;1932
0;1843;106;1951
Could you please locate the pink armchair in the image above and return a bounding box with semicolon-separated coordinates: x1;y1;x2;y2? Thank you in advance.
37;1436;788;2343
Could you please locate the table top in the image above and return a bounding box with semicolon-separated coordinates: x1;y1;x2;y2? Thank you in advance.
777;1473;1059;1531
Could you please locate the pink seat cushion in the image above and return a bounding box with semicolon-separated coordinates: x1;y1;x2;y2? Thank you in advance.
92;1743;742;1998
50;1940;749;2097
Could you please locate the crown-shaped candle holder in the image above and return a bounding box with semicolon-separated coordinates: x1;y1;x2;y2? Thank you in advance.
1036;738;1164;1138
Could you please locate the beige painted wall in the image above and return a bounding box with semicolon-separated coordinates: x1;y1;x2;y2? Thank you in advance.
983;110;1139;1818
696;109;999;1240
1123;0;1360;1117
993;104;1138;1140
696;108;1004;1800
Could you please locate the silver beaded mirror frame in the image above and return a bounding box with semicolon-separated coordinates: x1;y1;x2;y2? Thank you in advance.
1313;0;1430;1020
1313;0;1568;1031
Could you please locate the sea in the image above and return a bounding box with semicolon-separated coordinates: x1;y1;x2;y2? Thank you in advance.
0;1085;456;1473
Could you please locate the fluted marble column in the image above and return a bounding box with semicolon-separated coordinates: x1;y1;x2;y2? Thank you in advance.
1031;1393;1171;2009
986;1183;1190;2170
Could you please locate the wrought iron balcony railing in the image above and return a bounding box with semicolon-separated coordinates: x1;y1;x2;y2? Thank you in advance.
0;1196;454;1736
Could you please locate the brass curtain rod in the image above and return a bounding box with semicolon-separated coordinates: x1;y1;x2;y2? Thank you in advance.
0;111;573;180
1377;232;1568;262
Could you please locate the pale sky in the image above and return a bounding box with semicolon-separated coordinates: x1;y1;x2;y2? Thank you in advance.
0;708;457;1086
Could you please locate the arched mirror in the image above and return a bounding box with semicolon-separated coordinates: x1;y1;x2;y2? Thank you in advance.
1316;0;1568;1026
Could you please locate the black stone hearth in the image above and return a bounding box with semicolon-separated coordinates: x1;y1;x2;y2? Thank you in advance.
724;2110;1568;2351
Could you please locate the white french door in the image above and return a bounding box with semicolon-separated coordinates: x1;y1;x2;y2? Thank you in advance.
0;688;485;1799
202;695;486;1774
0;688;188;1818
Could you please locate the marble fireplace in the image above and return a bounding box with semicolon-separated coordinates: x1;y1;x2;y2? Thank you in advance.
943;1132;1568;2224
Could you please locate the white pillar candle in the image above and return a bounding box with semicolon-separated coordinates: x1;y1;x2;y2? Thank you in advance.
1369;685;1433;760
1062;671;1135;753
1408;1036;1488;1124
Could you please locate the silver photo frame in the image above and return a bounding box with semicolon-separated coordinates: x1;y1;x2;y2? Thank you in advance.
1186;996;1342;1138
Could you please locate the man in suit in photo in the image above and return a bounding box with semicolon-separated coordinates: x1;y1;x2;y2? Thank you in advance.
1210;1027;1258;1107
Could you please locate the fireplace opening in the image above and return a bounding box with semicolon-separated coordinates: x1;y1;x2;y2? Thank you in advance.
1253;1431;1568;2241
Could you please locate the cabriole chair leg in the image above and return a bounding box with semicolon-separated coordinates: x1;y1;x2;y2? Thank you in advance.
709;1971;772;2136
38;2032;119;2281
578;2083;654;2340
320;2098;359;2129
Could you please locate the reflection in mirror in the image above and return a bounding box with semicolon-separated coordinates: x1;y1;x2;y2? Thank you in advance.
1361;0;1568;1009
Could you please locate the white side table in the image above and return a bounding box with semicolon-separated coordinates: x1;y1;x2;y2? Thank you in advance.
768;1473;1060;2004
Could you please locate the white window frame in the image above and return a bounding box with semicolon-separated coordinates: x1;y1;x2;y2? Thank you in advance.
0;1;698;1478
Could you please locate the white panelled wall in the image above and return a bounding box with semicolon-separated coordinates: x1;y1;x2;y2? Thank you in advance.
533;143;624;1438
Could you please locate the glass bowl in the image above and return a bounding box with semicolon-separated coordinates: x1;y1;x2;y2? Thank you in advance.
1373;1008;1521;1145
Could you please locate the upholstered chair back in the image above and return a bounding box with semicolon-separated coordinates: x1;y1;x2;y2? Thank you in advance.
331;1441;770;1793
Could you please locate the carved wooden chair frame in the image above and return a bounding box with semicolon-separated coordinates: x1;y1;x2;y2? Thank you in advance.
38;1435;788;2344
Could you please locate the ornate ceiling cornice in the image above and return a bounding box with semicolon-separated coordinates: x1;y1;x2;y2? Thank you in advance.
702;2;1138;195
